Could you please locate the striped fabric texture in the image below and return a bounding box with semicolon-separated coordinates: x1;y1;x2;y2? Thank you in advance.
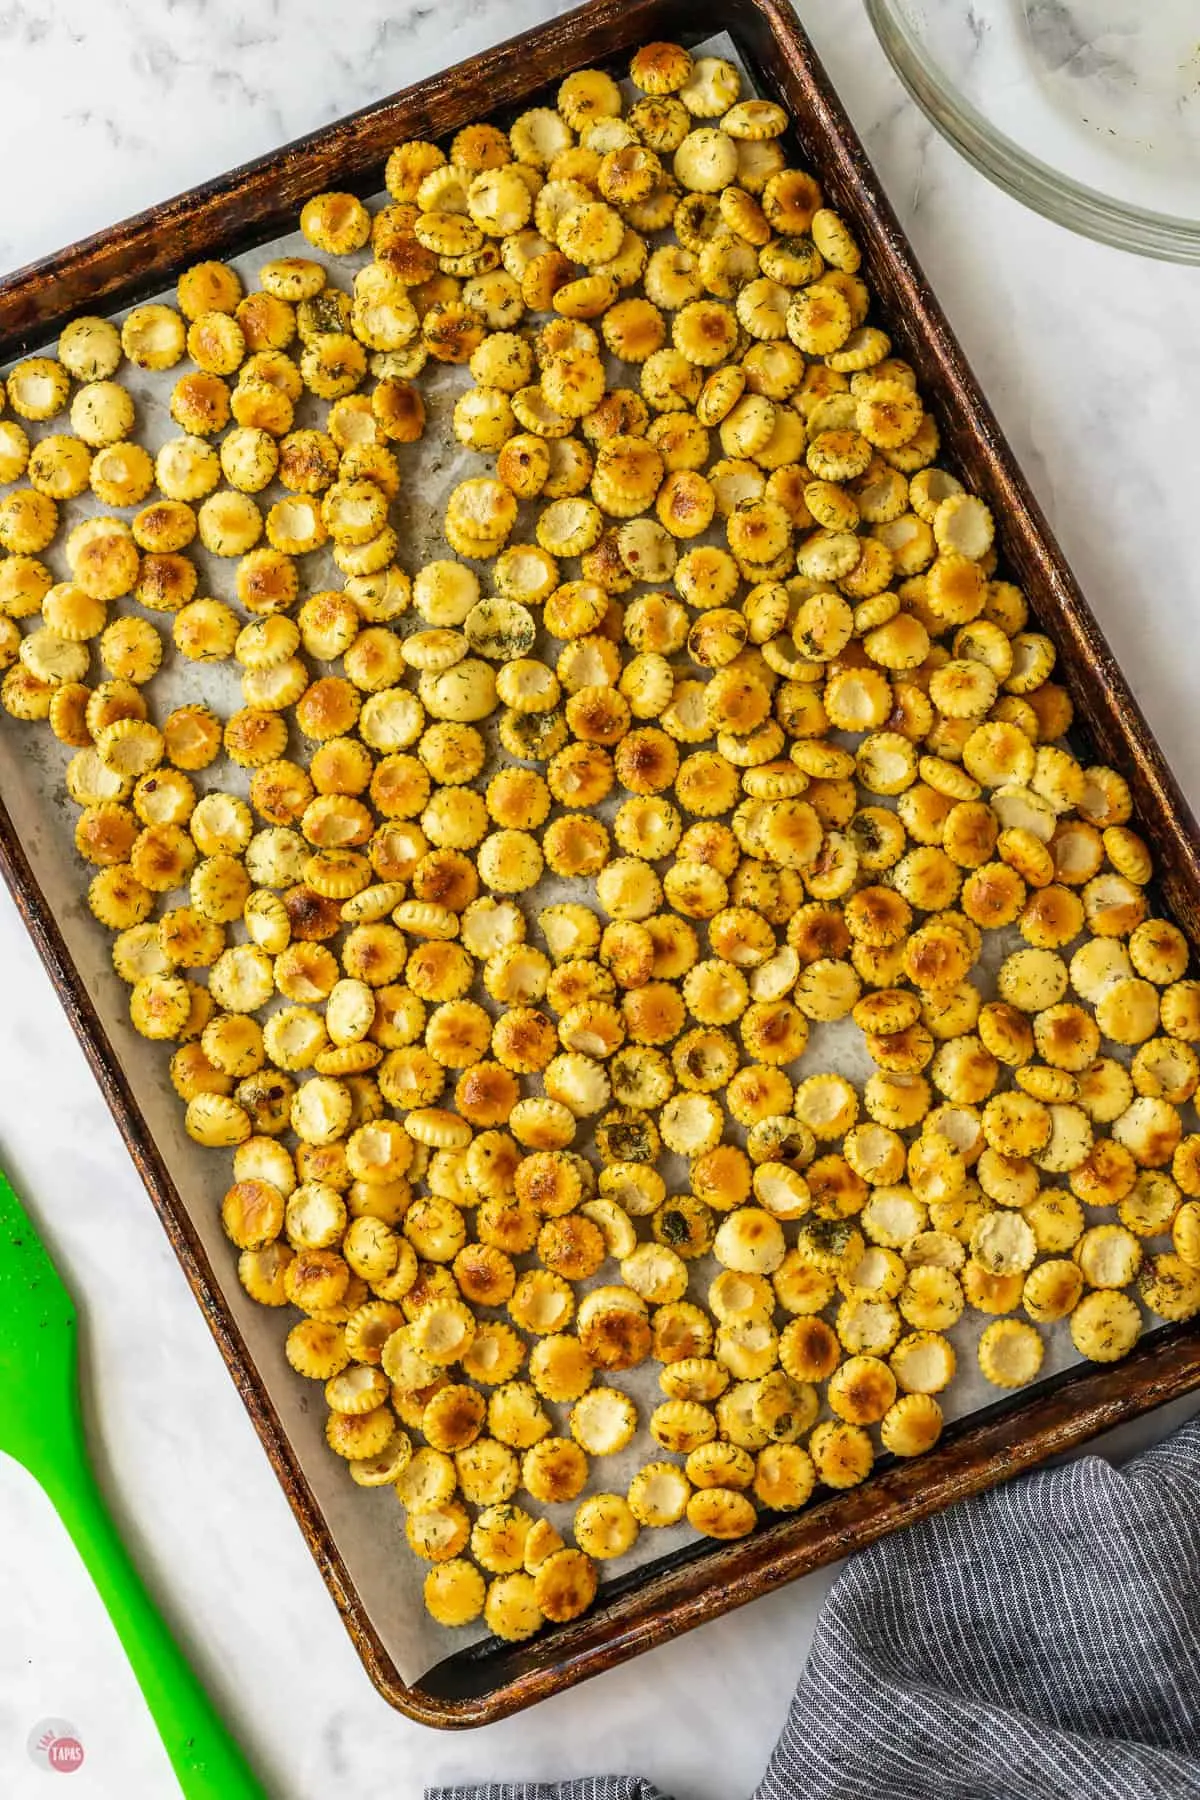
430;1417;1200;1800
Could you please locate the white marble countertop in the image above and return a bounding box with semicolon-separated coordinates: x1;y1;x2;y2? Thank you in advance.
1;2;1199;1795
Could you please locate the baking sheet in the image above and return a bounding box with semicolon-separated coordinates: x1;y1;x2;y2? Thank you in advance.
0;29;1173;1683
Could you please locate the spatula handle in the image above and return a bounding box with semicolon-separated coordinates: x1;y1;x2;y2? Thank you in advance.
40;1448;268;1799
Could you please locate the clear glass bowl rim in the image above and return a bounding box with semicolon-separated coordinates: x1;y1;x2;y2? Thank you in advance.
863;0;1200;264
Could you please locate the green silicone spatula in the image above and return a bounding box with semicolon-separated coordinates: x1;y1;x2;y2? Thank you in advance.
0;1167;267;1798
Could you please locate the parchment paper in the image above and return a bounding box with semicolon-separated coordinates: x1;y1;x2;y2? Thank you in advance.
0;33;1165;1681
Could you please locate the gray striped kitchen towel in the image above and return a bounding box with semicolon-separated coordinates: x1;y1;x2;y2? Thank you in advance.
430;1415;1200;1800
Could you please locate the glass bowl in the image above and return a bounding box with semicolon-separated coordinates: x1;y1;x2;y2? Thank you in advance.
864;0;1200;262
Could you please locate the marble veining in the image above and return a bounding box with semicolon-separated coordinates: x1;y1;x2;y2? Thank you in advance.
1022;0;1129;82
909;0;1200;192
1;1;1199;1795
